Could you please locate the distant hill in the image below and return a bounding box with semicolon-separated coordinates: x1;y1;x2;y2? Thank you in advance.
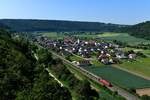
0;22;9;29
0;19;125;32
121;21;150;40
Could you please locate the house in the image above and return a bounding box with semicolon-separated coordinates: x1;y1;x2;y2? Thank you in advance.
98;54;114;65
128;54;136;60
116;53;127;59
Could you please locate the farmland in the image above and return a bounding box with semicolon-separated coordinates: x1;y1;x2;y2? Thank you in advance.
84;66;150;89
40;32;65;39
98;32;150;45
40;32;150;45
115;58;150;78
74;32;150;45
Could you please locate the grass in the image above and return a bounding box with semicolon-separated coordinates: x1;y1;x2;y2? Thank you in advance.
74;34;97;39
91;60;104;67
116;58;150;78
40;32;65;39
70;55;84;61
84;66;150;89
122;47;150;53
74;32;150;45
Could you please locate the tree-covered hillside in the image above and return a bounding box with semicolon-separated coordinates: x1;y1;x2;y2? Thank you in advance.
0;19;124;32
121;21;150;40
0;29;72;100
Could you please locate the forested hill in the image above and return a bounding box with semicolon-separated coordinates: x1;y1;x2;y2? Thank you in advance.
0;22;9;29
121;21;150;40
0;19;124;32
0;29;72;100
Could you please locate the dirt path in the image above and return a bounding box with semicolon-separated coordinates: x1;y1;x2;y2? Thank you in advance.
46;68;64;87
136;88;150;96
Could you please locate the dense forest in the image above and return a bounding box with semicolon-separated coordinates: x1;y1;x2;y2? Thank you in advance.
0;19;124;32
0;29;72;100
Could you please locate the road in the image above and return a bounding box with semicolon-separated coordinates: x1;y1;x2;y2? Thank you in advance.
50;50;140;100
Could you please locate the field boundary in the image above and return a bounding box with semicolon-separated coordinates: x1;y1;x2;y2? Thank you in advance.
136;88;150;96
112;64;150;80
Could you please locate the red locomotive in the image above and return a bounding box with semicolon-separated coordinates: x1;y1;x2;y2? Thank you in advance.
99;79;112;87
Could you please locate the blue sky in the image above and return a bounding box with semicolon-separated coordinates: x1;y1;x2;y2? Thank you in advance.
0;0;150;25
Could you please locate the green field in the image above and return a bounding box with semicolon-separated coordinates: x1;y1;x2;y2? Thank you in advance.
84;66;150;89
122;47;150;56
40;32;65;39
70;55;84;61
116;58;150;78
66;64;124;100
40;32;150;45
74;32;150;45
99;32;150;45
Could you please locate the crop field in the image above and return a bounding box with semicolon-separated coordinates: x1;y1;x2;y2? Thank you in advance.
83;66;150;89
66;64;123;100
116;58;150;78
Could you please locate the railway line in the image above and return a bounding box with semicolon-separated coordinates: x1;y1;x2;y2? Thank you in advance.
50;50;139;100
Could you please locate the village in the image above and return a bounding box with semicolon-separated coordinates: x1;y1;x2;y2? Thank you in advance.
34;35;138;67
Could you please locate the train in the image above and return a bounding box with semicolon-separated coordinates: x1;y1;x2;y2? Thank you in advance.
73;63;113;87
99;79;113;87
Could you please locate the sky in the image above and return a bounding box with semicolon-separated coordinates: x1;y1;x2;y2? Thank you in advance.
0;0;150;25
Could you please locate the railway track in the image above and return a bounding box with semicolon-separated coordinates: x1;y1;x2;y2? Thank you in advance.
50;50;139;100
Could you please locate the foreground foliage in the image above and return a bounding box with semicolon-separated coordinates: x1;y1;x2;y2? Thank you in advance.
0;29;72;100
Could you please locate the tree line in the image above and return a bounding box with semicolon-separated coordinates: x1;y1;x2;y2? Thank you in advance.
0;19;123;32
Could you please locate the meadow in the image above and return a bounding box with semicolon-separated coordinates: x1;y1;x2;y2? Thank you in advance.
84;66;150;89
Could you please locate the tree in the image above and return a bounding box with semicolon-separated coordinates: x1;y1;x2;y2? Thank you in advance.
141;95;150;100
76;80;99;100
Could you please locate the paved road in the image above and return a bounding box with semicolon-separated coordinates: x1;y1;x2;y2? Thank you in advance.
50;51;140;100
